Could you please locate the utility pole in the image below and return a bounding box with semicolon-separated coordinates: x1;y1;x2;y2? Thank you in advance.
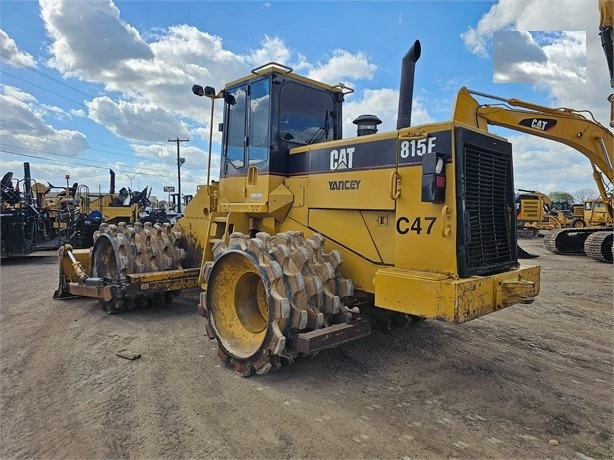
124;172;139;192
168;137;188;213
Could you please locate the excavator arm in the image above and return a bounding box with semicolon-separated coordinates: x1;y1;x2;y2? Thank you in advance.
452;87;614;219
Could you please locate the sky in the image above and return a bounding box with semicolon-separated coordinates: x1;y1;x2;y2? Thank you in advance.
0;0;612;205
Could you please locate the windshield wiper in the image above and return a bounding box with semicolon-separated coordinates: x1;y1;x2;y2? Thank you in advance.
307;110;330;144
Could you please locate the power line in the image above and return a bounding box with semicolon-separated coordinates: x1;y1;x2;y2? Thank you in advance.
0;149;203;185
0;51;217;188
0;57;192;140
0;118;180;167
1;69;173;141
0;141;188;179
0;56;211;150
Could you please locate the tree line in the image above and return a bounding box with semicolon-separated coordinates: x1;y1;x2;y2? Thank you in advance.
548;188;599;204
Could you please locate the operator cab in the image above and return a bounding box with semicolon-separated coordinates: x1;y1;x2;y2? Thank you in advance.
195;63;351;180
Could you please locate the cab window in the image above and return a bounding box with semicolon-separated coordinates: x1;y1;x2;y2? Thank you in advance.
225;84;247;168
249;78;270;165
279;82;335;145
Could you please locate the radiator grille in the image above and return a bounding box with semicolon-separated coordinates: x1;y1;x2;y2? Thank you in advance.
463;143;515;272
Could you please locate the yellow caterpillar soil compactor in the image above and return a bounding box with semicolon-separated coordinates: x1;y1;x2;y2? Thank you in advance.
55;41;542;376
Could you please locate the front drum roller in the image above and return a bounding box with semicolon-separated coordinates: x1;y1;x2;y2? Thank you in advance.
90;224;133;313
200;231;354;377
91;222;187;313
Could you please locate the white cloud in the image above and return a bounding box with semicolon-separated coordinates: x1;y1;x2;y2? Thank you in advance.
247;35;291;65
493;31;546;69
0;29;37;68
460;0;589;58
493;31;586;84
5;1;384;198
0;84;89;159
344;88;434;136
31;0;384;183
306;49;377;85
6;0;601;200
86;96;189;142
462;0;612;196
461;27;491;59
69;108;86;117
2;85;37;104
39;0;153;77
506;133;601;195
461;0;606;114
461;0;531;58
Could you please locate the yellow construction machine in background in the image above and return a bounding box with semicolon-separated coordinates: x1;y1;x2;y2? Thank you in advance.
581;198;612;227
27;169;153;250
80;169;151;226
515;190;584;239
1;163;47;257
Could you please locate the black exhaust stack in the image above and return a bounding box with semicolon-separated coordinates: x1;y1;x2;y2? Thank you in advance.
23;162;32;205
109;169;115;194
396;40;421;130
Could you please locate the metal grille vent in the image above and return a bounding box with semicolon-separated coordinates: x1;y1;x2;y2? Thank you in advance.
463;144;515;271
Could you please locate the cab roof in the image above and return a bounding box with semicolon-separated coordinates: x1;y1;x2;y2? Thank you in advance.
224;62;354;95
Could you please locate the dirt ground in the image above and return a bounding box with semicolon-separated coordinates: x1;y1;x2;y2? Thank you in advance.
0;237;612;459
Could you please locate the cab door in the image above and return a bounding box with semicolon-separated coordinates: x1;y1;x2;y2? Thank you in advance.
245;78;271;204
219;82;248;203
219;78;271;204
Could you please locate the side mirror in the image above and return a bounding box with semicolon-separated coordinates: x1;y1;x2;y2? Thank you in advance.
224;92;236;105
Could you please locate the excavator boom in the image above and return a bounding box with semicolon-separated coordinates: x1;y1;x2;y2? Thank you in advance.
453;87;613;216
453;87;613;263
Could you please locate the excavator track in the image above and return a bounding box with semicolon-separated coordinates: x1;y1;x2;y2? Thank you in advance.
584;230;614;263
543;228;596;256
199;231;364;377
543;227;613;261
